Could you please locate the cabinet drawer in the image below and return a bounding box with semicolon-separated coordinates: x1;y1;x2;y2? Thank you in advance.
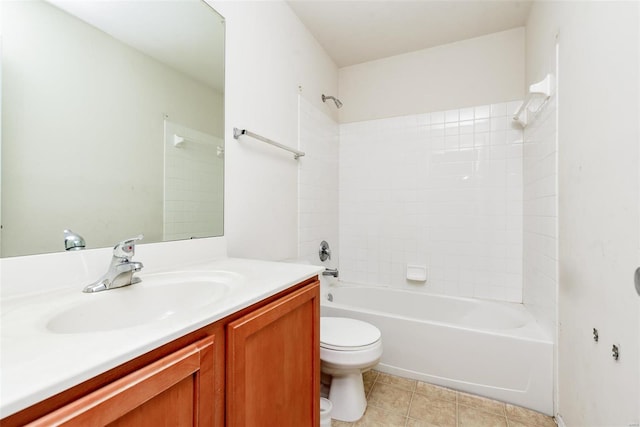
27;335;216;427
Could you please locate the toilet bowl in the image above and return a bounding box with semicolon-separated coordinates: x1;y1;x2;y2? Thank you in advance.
320;317;383;422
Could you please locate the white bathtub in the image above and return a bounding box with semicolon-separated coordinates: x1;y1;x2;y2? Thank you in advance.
320;284;553;415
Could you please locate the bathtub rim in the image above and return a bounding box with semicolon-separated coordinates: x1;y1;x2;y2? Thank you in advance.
321;282;553;344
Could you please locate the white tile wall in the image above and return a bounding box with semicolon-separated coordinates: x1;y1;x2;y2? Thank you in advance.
522;93;558;337
164;122;224;241
339;101;524;302
298;95;339;266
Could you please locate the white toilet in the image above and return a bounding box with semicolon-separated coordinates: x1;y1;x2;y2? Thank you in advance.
320;317;383;422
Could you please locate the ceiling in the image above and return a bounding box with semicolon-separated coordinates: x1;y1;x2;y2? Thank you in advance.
287;0;532;68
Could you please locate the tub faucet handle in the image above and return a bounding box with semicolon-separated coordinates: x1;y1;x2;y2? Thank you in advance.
319;240;332;262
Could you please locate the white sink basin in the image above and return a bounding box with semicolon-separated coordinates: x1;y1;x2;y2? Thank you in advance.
46;271;241;334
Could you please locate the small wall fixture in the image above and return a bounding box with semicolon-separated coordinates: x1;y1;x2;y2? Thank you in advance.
173;134;187;148
174;133;224;158
319;241;331;262
513;74;554;127
321;94;342;109
407;265;427;282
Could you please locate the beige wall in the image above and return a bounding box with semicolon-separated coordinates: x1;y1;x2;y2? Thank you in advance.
211;0;338;261
338;28;525;123
1;0;223;257
527;1;639;424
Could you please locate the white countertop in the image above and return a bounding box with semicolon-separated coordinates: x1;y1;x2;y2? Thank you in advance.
0;257;323;418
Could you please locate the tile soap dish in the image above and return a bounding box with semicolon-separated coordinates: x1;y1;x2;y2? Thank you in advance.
406;265;427;282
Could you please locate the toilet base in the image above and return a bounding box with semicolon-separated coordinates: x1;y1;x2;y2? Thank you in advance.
328;372;367;422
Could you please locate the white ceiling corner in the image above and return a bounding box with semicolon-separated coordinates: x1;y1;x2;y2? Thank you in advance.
287;0;532;67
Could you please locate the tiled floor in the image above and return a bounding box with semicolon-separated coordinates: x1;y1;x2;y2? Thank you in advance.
329;370;556;427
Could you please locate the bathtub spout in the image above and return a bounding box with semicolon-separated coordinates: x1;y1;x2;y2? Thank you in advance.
323;268;339;278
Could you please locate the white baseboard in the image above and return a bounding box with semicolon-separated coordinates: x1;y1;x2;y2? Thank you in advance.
555;413;566;427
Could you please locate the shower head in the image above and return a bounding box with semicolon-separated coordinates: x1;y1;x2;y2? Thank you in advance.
322;94;343;109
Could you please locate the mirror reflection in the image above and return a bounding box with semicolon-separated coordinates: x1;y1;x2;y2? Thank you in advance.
1;0;225;258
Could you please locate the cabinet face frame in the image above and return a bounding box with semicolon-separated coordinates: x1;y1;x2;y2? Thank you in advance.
226;281;320;427
26;336;216;427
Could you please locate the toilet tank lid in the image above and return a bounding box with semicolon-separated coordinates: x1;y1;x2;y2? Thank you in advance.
320;317;381;348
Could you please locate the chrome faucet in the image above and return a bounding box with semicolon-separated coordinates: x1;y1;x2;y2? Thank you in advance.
323;268;339;278
63;229;86;251
83;235;144;293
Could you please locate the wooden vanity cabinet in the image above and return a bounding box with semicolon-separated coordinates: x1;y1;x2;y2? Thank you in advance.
3;277;319;427
227;280;320;426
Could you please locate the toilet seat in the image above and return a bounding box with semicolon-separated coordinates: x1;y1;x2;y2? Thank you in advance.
320;317;381;351
321;341;381;351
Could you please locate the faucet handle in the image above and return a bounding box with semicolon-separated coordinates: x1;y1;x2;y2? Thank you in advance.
113;234;144;260
319;240;332;262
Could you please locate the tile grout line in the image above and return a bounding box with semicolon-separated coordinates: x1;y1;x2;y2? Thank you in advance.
405;386;415;424
366;370;379;399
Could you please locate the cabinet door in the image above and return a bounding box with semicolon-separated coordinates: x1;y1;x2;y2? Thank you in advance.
27;335;216;427
226;281;320;427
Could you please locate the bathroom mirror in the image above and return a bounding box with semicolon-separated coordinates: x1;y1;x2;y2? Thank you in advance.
0;0;225;257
